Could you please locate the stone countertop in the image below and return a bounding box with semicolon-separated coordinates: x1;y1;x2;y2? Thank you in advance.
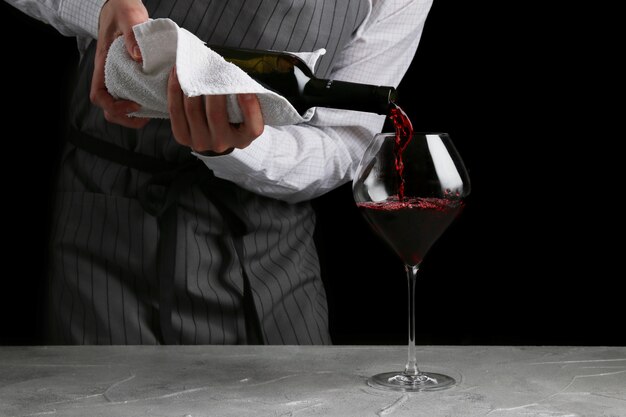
0;345;624;417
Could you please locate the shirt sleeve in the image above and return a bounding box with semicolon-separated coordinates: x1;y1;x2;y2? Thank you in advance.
196;0;434;204
5;0;106;38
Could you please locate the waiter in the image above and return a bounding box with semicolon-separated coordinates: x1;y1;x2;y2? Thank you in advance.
6;0;432;344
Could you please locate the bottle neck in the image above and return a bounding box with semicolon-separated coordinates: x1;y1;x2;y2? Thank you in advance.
296;78;397;115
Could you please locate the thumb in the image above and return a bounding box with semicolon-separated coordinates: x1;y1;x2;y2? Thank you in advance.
124;29;142;62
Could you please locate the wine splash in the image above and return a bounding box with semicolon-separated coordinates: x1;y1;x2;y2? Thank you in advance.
388;103;414;201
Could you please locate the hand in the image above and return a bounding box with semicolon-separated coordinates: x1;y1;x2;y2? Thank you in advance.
167;67;265;154
90;0;150;128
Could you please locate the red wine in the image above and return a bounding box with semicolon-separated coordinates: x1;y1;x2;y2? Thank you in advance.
388;103;414;201
357;197;463;266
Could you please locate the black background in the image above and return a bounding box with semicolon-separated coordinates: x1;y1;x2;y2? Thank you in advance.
1;1;622;346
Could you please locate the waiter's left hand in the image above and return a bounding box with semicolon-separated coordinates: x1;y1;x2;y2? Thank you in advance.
91;0;150;129
167;67;265;155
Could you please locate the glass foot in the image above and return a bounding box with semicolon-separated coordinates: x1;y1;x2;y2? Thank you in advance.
367;371;455;392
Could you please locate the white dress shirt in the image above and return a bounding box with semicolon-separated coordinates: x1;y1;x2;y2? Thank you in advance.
6;0;432;203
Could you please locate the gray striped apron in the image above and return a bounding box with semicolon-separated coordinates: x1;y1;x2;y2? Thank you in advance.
47;0;369;344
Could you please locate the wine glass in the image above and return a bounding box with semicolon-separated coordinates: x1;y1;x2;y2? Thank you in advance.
353;131;470;391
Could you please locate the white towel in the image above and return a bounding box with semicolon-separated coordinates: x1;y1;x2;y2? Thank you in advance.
104;18;326;125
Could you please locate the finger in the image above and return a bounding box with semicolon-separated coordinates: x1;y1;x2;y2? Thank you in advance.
167;67;191;146
184;95;212;152
119;2;149;61
204;95;233;153
124;27;142;62
236;94;264;146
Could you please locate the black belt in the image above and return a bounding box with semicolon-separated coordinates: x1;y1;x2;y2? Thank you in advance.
68;129;264;345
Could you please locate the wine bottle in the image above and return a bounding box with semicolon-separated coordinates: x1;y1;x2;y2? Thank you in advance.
209;46;397;115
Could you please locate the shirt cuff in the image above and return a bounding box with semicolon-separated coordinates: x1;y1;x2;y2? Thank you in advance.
192;143;265;182
59;0;108;38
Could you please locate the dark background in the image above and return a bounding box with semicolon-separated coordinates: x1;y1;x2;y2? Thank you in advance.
1;1;622;346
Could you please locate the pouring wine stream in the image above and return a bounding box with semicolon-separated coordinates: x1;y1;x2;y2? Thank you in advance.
389;102;414;202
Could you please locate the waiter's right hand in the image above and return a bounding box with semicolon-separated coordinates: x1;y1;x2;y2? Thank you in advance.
90;0;150;128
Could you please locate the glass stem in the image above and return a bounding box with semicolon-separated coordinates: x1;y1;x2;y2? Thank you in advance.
404;264;420;377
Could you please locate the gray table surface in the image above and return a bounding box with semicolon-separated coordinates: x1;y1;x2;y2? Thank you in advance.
0;345;624;417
